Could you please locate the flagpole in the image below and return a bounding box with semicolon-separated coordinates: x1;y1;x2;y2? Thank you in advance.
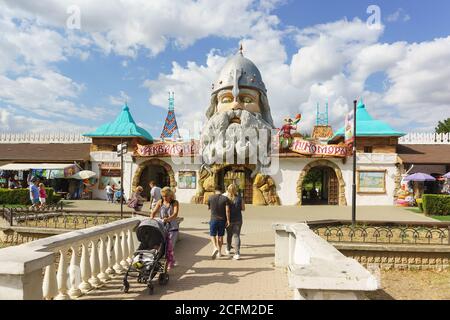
352;100;357;226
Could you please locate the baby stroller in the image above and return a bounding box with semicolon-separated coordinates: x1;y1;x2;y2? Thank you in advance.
122;219;170;295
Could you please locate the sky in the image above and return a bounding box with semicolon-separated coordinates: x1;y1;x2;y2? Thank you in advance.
0;0;449;138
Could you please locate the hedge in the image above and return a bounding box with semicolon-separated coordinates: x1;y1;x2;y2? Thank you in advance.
0;188;61;205
422;194;450;216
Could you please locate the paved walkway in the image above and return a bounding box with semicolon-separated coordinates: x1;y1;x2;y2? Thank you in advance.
77;202;436;300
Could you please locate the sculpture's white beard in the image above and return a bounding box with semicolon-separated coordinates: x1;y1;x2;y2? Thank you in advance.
200;109;273;167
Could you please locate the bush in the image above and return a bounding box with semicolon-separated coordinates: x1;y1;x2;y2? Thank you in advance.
422;194;450;216
0;188;59;205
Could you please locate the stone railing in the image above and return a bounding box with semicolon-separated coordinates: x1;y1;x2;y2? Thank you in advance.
273;223;379;300
399;132;450;144
0;216;146;300
0;132;92;144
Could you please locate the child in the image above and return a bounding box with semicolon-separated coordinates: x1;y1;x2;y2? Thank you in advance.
39;183;47;209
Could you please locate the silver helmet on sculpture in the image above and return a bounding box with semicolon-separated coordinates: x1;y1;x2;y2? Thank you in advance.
212;48;267;96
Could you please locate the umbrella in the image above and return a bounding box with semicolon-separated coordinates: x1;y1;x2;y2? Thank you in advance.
69;170;97;180
404;173;436;182
443;172;450;179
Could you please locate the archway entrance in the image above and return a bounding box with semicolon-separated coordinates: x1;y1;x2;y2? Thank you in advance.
140;165;170;200
217;166;253;204
132;159;176;200
302;166;339;205
297;160;347;206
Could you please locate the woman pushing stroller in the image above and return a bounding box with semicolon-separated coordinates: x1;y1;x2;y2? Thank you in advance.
150;186;179;270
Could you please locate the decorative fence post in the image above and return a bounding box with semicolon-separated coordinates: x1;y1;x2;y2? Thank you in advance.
68;245;82;298
55;248;70;300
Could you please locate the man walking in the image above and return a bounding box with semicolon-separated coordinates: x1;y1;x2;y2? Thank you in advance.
149;180;162;211
207;187;231;259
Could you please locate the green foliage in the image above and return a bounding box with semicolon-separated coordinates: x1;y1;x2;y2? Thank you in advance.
435;118;450;134
0;188;59;205
422;194;450;216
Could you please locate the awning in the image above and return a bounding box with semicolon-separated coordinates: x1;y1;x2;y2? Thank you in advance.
0;163;75;171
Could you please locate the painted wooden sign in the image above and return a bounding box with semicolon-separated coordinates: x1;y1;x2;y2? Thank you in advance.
289;139;348;157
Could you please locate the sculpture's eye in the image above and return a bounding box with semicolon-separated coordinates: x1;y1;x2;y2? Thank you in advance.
221;96;233;103
241;96;253;104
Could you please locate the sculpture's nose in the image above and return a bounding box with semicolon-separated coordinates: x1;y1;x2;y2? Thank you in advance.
231;100;243;110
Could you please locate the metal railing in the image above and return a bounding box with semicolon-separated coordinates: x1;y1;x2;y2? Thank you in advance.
308;220;450;245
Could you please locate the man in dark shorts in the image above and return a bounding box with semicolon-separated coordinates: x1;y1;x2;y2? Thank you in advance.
207;187;231;259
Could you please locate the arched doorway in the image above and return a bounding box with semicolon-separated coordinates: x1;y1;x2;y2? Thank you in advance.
217;166;254;204
297;160;346;206
132;159;176;200
301;166;338;205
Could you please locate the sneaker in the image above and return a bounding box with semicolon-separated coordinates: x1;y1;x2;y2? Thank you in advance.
211;249;219;260
217;251;222;258
233;254;240;260
225;249;231;256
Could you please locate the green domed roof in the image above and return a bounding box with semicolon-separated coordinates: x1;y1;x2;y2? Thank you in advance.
84;103;153;142
332;100;405;140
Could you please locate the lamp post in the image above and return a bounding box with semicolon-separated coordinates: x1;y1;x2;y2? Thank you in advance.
117;139;128;219
352;100;357;226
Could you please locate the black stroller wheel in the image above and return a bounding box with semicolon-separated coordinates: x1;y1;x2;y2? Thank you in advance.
158;273;169;286
122;281;130;293
147;284;154;295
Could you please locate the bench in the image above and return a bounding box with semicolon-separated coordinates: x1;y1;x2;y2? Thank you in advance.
273;223;379;300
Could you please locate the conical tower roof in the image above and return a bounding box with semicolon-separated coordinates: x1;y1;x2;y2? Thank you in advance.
84;103;153;142
332;99;405;140
160;92;181;140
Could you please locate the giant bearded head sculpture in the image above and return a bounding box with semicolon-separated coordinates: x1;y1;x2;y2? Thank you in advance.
201;49;275;169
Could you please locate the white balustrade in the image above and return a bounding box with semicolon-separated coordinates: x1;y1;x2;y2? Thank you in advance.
120;230;129;268
0;217;146;300
98;237;110;282
79;242;92;292
55;247;70;300
0;131;92;144
399;132;450;144
88;240;102;287
113;232;124;274
273;223;379;300
105;235;115;275
68;246;82;298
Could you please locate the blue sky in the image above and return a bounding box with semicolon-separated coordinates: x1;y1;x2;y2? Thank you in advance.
1;0;449;137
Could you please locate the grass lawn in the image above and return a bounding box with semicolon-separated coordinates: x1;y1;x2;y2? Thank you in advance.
406;208;449;222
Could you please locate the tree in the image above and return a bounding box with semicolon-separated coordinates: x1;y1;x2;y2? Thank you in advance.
435;118;450;134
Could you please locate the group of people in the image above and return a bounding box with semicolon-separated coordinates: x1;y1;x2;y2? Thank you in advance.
125;180;245;273
208;184;244;260
105;183;124;204
29;178;47;209
129;181;179;271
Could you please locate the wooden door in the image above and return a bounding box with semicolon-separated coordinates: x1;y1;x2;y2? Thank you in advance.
328;169;339;205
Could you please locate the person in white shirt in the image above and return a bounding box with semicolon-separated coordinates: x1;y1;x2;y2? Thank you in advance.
149;181;162;211
105;184;114;203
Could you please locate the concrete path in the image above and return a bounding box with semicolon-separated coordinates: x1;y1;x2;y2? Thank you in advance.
78;202;435;300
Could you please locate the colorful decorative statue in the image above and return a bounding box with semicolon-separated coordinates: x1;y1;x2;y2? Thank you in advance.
279;114;301;149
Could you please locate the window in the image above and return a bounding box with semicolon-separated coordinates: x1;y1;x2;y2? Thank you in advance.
364;146;373;153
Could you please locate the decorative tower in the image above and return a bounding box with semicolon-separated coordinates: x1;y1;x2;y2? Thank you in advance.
160;92;181;141
312;101;333;140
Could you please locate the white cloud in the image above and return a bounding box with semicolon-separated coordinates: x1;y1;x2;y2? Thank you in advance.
109;91;131;106
142;18;450;135
2;0;275;58
387;8;411;23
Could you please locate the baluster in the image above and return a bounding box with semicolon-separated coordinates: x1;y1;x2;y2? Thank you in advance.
120;230;129;268
79;242;92;292
105;234;116;275
113;232;124;273
55;247;70;300
98;236;110;282
88;239;102;287
68;245;82;298
43;263;58;300
127;229;134;264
